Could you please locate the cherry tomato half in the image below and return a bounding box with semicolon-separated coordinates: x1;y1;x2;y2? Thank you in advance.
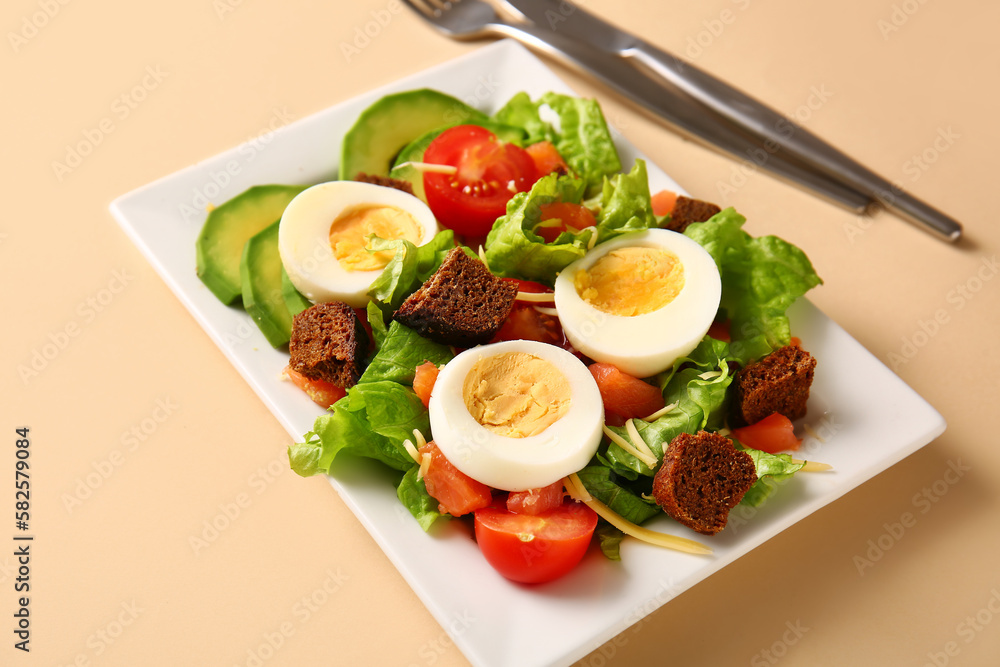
423;125;538;237
474;499;597;584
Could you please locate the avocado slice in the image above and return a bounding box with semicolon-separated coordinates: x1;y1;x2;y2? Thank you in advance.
240;220;294;348
196;184;308;305
281;266;312;319
389;121;528;202
338;89;487;181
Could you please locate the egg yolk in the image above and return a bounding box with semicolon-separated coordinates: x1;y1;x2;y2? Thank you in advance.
329;204;423;271
574;247;684;316
462;352;571;438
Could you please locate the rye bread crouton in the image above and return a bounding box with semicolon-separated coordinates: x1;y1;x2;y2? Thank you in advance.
394;247;517;347
352;172;415;196
732;344;817;426
289;302;369;388
652;431;757;535
663;196;722;233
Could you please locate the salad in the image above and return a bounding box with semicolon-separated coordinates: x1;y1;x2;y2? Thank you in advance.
195;87;824;585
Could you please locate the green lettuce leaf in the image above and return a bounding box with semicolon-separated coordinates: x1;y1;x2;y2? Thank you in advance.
738;447;805;507
397;465;442;531
596;524;626;561
490;92;556;145
288;381;429;476
685;209;822;360
575;466;661;525
359;320;453;385
593;159;657;243
366;230;458;314
483;173;590;284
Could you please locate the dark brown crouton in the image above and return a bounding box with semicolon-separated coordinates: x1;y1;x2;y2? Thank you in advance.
732;344;817;426
353;172;414;196
394;248;517;347
289;302;369;388
652;431;757;535
663;196;722;233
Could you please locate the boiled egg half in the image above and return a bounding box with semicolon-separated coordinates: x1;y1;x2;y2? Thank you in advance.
553;229;721;378
428;340;604;492
278;181;439;308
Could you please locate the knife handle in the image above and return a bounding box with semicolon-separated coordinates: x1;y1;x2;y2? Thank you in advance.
490;23;871;211
628;41;962;240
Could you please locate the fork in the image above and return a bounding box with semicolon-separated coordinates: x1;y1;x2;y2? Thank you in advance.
401;0;873;213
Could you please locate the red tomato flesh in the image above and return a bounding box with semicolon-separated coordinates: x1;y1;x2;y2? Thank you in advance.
588;362;666;422
474;499;597;584
707;319;731;342
418;441;492;517
412;361;439;408
525;141;569;176
423;125;538;237
732;412;801;454
534;202;597;243
506;481;565;515
651;189;678;217
284;366;346;409
492;279;568;348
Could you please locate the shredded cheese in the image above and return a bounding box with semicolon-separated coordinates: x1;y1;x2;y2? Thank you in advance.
516;291;557;303
402;439;421;465
642;401;678;422
417;452;432;481
698;370;723;381
803;423;825;443
792;459;833;472
625;419;657;461
532;305;560;317
602;425;658;469
584;227;599;250
394;161;457;174
564;474;712;555
412;428;427;449
477;245;491;273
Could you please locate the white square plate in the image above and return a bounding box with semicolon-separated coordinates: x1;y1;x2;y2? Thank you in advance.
110;40;946;667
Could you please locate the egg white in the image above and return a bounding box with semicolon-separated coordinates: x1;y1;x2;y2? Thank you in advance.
278;181;438;308
428;340;605;492
553;229;721;378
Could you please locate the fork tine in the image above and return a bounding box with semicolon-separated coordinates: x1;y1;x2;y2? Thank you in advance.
424;0;451;10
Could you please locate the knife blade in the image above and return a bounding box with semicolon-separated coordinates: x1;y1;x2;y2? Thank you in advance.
499;0;962;240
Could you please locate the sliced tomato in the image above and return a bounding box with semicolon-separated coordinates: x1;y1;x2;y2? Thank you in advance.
707;319;731;342
588;362;665;422
284;366;346;409
790;336;802;348
651;189;679;217
474;499;597;584
423;125;538;237
492;279;567;348
732;412;801;454
525;141;569;176
412;360;439;408
418;441;493;517
506;481;565;515
533;202;597;243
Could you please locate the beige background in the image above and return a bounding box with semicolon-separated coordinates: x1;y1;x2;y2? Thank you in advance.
4;0;999;665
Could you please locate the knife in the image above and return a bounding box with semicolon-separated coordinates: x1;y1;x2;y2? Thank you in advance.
499;0;963;241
